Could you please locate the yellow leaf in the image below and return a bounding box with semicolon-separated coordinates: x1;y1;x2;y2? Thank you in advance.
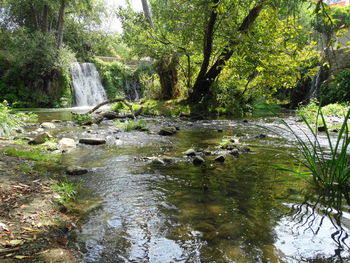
9;240;24;246
14;255;32;259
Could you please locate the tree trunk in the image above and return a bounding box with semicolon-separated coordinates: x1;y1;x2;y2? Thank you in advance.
188;3;265;103
157;56;180;99
141;0;154;27
42;4;49;33
56;0;66;50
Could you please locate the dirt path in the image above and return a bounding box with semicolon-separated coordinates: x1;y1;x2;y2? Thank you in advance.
0;138;77;263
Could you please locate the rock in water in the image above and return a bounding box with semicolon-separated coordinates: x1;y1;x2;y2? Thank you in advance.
230;149;240;158
151;158;165;166
29;132;52;145
66;166;88;175
184;149;196;156
214;155;226;163
193;156;205;165
79;138;106;145
58;138;77;151
159;127;177;136
40;122;56;129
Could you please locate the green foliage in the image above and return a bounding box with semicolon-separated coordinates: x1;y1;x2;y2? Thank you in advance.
115;119;147;131
93;58;134;98
320;69;350;105
142;99;190;117
279;108;350;188
297;100;350;125
0;101;22;136
72;113;93;125
52;178;79;204
4;147;59;162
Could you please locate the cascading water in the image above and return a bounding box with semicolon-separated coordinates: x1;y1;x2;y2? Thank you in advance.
71;62;107;106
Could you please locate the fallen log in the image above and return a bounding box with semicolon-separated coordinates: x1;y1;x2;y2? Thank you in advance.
87;98;134;116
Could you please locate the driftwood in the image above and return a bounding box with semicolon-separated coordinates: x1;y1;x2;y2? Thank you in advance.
87;98;134;116
76;98;144;125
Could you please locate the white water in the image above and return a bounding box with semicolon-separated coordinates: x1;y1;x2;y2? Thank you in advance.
71;62;107;106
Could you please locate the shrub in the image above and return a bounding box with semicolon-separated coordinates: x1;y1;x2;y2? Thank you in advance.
0;101;22;136
115;119;147;131
320;69;350;105
52;178;79;204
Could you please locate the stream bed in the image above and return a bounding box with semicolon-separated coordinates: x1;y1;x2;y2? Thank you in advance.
35;112;350;262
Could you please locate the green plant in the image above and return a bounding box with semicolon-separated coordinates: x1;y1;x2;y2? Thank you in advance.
72;113;93;125
4;148;59;162
276;108;350;188
0;101;22;136
52;178;79;203
115;119;147;131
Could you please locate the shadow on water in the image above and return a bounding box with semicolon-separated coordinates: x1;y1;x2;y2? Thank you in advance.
58;117;350;263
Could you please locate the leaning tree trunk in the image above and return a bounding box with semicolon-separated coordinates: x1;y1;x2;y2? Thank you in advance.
188;3;265;104
156;56;180;99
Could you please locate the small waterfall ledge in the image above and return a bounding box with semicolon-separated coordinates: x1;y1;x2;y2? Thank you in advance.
71;62;107;106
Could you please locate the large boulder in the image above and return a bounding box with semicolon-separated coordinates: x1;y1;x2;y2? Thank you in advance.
79;138;106;145
29;132;52;145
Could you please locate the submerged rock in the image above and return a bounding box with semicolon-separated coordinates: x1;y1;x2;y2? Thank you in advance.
29;132;52;145
214;155;226;163
184;148;196;156
193;156;205;165
159;127;177;136
66;166;88;175
40;122;56;129
79;138;106;145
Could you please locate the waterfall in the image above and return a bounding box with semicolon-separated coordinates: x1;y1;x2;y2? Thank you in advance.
308;66;323;101
70;62;107;106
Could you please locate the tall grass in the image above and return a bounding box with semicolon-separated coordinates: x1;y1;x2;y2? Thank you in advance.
280;108;350;188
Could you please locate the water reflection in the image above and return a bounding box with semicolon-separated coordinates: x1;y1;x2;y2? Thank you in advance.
276;188;350;262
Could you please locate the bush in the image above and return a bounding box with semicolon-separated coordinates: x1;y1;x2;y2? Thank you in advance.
0;101;22;136
320;69;350;105
115;119;147;131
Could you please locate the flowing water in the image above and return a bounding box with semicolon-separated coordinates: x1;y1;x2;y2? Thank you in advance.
71;63;107;106
36;113;350;262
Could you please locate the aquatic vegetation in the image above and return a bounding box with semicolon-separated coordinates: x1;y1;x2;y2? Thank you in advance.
52;178;79;204
72;113;93;125
279;108;350;188
115;119;147;131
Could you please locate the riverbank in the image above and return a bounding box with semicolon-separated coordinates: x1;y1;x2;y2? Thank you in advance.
0;138;77;263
